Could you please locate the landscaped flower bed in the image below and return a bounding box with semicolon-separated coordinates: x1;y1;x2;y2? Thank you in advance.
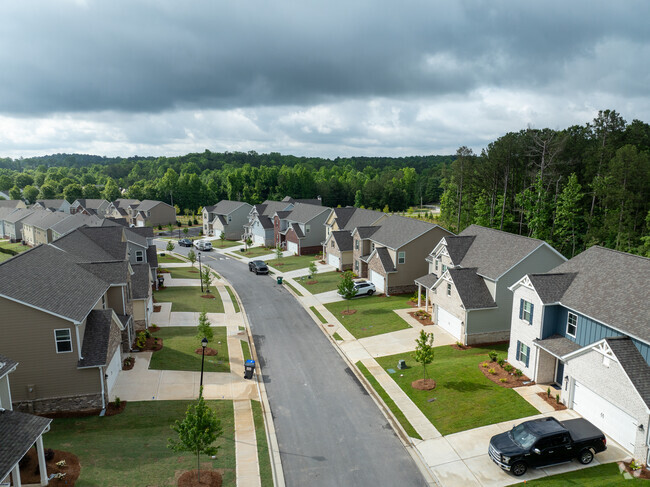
479;351;533;388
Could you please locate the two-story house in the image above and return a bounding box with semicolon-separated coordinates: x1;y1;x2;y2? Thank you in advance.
273;203;331;255
322;207;387;271
2;208;36;242
0;355;52;487
50;213;104;240
351;215;453;295
105;199;141;220
21;210;70;246
0;207;20;238
202;200;252;239
416;225;566;345
70;199;110;217
243;200;295;247
33;199;71;214
127;200;175;227
0;199;27;210
508;246;650;460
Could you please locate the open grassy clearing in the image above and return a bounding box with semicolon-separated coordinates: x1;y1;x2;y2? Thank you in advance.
266;254;318;272
375;343;539;435
299;271;343;294
324;295;412;339
44;400;235;487
154;286;224;313
149;326;230;373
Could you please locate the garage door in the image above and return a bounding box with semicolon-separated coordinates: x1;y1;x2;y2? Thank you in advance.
105;349;122;394
572;381;637;452
136;220;144;227
253;233;265;245
327;253;340;268
370;270;384;293
287;241;299;255
436;306;462;339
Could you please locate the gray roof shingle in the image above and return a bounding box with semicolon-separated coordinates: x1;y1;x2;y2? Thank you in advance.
131;264;151;299
147;245;158;268
533;334;582;358
3;208;36;224
79;262;129;285
73;199;108;210
606;336;650;409
112;198;140;208
50;213;103;237
415;273;439;288
375;247;396;272
0;354;18;380
369;215;444;250
284;203;330;224
132;200;171;212
0;410;52;480
0;200;24;209
205;200;250;215
53;227;124;262
355;226;379;239
448;268;497;309
78;309;115;368
290;223;305;238
331;230;353;251
335;207;385;231
528;273;577;304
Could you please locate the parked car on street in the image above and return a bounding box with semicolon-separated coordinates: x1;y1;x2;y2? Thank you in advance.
249;260;269;275
488;417;607;476
178;238;193;247
338;280;376;297
193;240;212;251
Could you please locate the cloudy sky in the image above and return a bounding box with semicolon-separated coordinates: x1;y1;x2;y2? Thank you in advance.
1;0;648;159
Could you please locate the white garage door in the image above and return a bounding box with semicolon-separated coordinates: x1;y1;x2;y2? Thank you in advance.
136;220;144;227
287;241;299;255
436;306;462;339
370;270;384;293
253;233;266;245
327;253;340;268
105;349;122;394
572;381;637;452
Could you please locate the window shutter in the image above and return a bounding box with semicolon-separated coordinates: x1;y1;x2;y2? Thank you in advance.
525;346;530;367
516;341;521;361
519;299;524;320
529;303;534;324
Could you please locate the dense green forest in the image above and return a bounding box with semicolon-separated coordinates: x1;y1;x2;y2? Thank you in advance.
0;110;648;257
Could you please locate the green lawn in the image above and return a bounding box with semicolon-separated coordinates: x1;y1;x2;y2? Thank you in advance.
375;344;539;435
333;332;343;341
251;400;273;487
324;295;412;339
157;253;186;264
236;246;275;258
0;252;14;262
169;266;202;279
0;241;28;253
149;326;230;373
300;271;344;294
225;286;240;312
356;361;422;440
309;306;327;324
44;400;236;487
513;463;636;486
212;240;242;249
241;340;252;362
284;281;303;296
266;254;318;272
154;286;224;313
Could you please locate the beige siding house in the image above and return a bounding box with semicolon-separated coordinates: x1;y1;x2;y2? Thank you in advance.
128;200;175;227
203;200;252;239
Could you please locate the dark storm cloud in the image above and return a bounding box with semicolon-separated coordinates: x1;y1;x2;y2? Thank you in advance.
1;0;648;115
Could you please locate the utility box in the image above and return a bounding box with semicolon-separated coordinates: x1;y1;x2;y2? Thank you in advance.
397;359;407;370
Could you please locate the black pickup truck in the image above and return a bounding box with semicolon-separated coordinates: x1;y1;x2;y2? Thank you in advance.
488;417;607;476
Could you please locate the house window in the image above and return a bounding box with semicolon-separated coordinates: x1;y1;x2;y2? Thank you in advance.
228;216;232;223
135;250;144;262
520;299;534;324
398;251;405;264
331;240;335;248
442;264;447;273
371;243;375;251
517;341;530;368
435;258;439;271
447;283;452;296
54;329;73;353
355;239;359;250
306;224;310;233
567;312;577;337
102;294;107;309
355;260;359;271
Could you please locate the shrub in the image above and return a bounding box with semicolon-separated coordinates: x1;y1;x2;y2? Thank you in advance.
547;387;551;398
144;329;151;338
630;460;643;471
135;331;147;350
114;396;121;407
514;368;523;377
488;350;498;362
193;218;199;225
158;224;162;230
481;362;489;368
44;448;55;461
499;378;508;383
555;394;560;404
488;368;496;375
176;220;181;227
456;341;464;348
497;358;505;367
503;364;514;372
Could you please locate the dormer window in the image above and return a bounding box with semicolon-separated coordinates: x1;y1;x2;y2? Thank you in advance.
447;283;452;296
442;264;447;273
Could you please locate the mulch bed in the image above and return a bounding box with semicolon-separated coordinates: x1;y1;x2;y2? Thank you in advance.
153;305;162;312
407;300;420;308
479;361;534;388
340;309;357;315
306;280;318;284
177;469;223;487
451;343;472;351
135;336;163;352
201;294;216;299
411;378;436;390
407;311;434;326
18;448;81;486
105;400;127;416
536;392;567;410
122;357;135;370
158;269;171;273
194;347;218;356
149;324;161;332
620;461;650;479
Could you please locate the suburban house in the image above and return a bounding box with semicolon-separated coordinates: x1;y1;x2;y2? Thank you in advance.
33;199;71;213
70;198;110;217
351;215;453;295
508;246;650;460
127;200;175;227
50;213;104;240
0;207;19;238
105;199;141;220
0;199;27;210
243;200;295;247
21;210;71;246
415;225;566;345
322;207;387;271
202;200;252;239
273;202;331;255
2;208;36;241
0;354;52;487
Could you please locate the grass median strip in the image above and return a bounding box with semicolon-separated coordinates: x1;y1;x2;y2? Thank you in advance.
309;306;327;324
149;326;230;373
324;295;411;339
45;400;236;486
332;332;343;341
241;340;252;362
284;281;303;296
154;285;224;313
251;400;274;487
512;462;635;486
356;361;422;440
225;286;240;312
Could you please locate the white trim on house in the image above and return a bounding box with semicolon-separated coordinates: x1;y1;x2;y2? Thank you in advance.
0;292;79;324
54;328;73;354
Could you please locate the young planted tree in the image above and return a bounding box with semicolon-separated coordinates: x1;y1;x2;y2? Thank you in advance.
196;310;213;342
188;249;197;268
183;227;189;236
308;261;318;279
219;231;226;247
337;271;357;312
201;266;212;293
245;236;253;251
275;245;283;261
412;330;435;382
167;223;173;234
168;387;222;483
166;240;175;252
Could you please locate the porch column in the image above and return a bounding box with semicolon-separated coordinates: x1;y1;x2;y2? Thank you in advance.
36;435;48;486
12;462;22;487
425;288;430;313
417;284;422;307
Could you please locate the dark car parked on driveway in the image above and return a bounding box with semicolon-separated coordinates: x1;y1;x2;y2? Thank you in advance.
178;238;193;247
249;260;269;275
489;417;607;476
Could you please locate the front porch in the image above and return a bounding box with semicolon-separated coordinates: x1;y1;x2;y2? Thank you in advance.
414;273;438;313
533;335;581;385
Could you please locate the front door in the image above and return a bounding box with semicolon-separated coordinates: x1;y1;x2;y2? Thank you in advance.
555;361;564;386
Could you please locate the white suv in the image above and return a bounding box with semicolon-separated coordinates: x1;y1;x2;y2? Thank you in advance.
193;240;212;251
339;280;376;297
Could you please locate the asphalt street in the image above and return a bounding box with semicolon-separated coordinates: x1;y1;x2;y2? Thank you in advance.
158;243;427;487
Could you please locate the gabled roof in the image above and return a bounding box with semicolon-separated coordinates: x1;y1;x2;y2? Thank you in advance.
0;354;18;380
257;215;274;229
73;199;108;210
124;228;148;248
112;198;140;208
606;337;650;409
533;334;582;358
129;226;154;240
78;309;117;368
3;208;36;224
528;273;577;304
79;261;129;285
290;223;305;239
415;273;439;288
0;200;24;209
331;230;353;251
258;200;294;216
375;247;396;273
0;245;109;322
50;213;102;237
205;200;251;215
447;268;497;309
276;210;291;219
537;246;650;343
22;210;70;230
333;207;385;231
131;264;151;299
283;203;330;224
353;226;379;239
369;215;443;250
0;409;52;481
35;199;67;209
132;199;172;212
443;225;553;280
53;227;125;262
0;207;18;220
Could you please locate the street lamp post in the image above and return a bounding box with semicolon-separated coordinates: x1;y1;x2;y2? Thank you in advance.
200;337;208;390
198;252;204;293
